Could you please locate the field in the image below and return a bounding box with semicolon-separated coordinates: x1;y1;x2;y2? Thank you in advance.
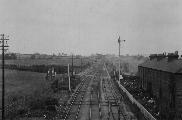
0;68;80;119
0;69;46;107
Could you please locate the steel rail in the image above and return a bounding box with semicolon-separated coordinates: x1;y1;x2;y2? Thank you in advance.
63;75;91;120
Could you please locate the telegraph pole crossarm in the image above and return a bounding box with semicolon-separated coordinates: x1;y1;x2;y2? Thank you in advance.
0;34;9;120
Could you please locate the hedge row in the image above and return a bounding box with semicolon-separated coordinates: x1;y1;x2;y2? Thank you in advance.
3;64;88;74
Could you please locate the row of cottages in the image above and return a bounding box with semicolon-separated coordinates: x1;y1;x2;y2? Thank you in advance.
138;52;182;120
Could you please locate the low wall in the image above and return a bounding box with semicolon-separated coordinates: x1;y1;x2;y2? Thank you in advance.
117;81;156;120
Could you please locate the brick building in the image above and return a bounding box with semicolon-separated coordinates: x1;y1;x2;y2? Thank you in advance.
138;52;182;119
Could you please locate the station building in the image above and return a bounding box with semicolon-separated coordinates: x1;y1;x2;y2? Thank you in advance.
138;51;182;119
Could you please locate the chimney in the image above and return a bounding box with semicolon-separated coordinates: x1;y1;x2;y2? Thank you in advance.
167;51;179;61
175;51;178;55
156;53;166;61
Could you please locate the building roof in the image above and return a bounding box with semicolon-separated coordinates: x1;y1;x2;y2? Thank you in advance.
139;58;182;74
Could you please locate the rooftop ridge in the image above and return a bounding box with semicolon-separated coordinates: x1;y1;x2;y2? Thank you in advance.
139;57;182;74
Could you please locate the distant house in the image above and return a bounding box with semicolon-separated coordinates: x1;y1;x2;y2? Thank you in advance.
15;53;52;59
0;53;17;59
16;53;32;59
138;52;182;119
38;54;52;59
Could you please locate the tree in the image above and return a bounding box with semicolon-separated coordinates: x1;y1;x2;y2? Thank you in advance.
4;53;17;59
30;54;36;59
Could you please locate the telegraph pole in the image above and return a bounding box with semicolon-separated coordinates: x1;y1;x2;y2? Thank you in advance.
81;57;82;72
118;36;125;82
68;64;71;91
0;34;9;120
118;37;121;82
72;54;73;76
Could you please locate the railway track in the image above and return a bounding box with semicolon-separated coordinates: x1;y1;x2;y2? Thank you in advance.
89;73;101;120
63;75;93;120
59;63;134;120
103;63;128;120
106;78;128;120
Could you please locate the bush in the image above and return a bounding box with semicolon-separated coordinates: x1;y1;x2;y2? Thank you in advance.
45;97;58;106
29;97;45;110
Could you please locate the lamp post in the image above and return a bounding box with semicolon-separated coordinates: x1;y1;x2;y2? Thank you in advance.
118;36;125;82
0;34;9;120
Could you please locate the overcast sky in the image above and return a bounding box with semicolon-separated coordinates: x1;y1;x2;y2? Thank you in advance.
0;0;182;55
